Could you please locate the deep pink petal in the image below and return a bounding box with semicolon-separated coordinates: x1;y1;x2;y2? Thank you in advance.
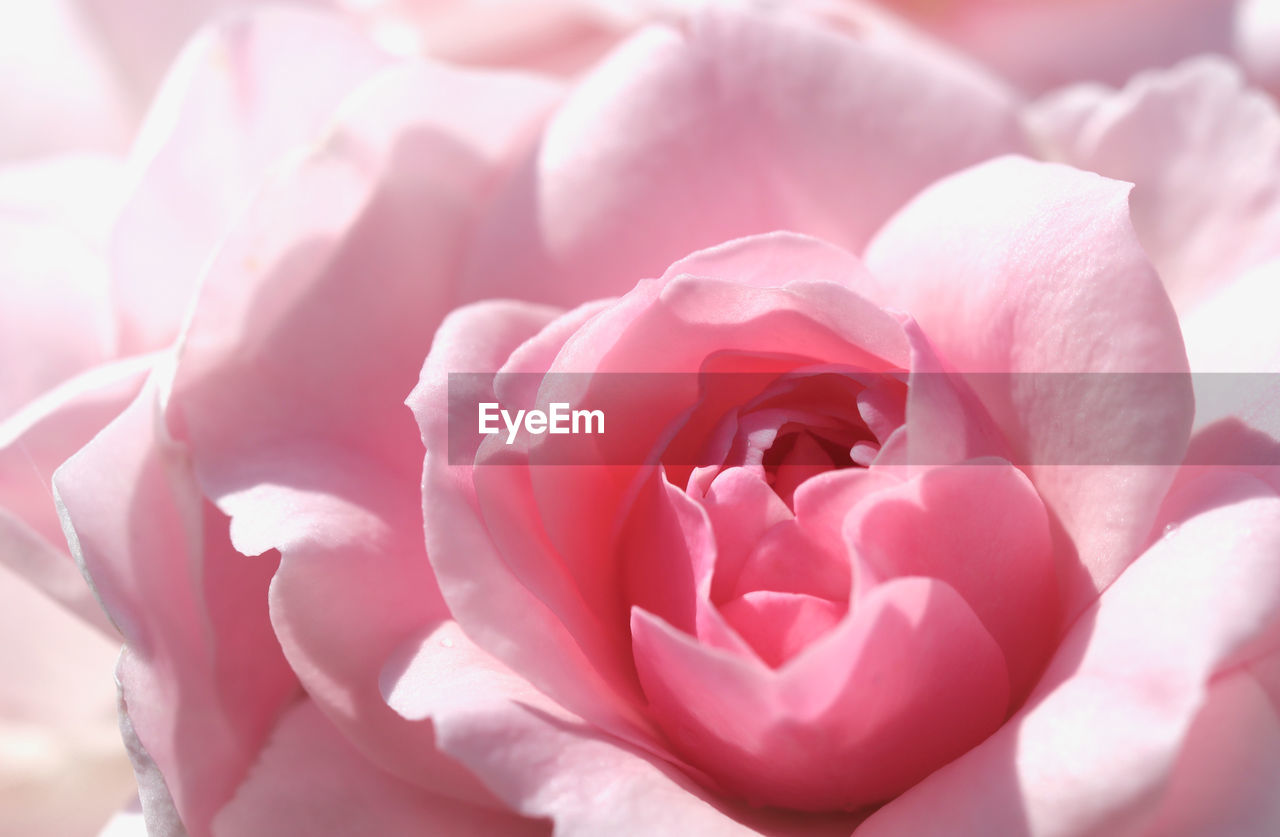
864;156;1193;621
845;463;1058;700
412;301;662;754
631;577;1008;811
458;4;1025;306
857;472;1280;837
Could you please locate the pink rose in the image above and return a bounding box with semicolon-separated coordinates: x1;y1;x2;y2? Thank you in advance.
23;2;1280;836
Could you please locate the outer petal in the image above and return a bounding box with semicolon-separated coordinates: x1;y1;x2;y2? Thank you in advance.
864;156;1193;620
0;154;123;419
72;0;327;113
881;0;1238;94
163;61;561;799
0;156;138;626
856;472;1280;837
55;380;299;837
459;4;1025;306
110;6;392;353
0;356;151;633
1179;258;1280;494
382;620;852;836
1026;57;1280;316
1236;0;1280;95
209;700;545;837
341;0;635;75
1139;651;1280;836
0;2;132;158
0;564;134;837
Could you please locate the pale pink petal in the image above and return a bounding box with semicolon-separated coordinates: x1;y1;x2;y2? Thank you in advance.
343;0;632;74
163;62;560;799
1236;0;1280;95
1179;258;1280;493
54;381;299;837
209;700;544;837
0;2;132;158
1141;654;1280;836
883;0;1237;94
111;6;393;353
0;565;134;837
857;472;1280;837
864;156;1193;621
0;155;124;419
382;620;853;836
168;59;560;477
73;1;328;114
1026;56;1280;315
0;356;151;633
459;4;1025;306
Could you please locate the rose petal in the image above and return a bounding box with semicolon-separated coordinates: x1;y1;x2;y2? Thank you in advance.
631;577;1009;811
163;62;561;800
885;0;1237;94
1236;0;1280;95
845;463;1058;700
0;564;133;837
0;2;132;158
413;302;661;752
0;156;121;418
54;380;298;837
209;699;543;837
1139;654;1280;835
1179;258;1280;493
111;6;393;353
857;471;1280;837
169;59;561;479
459;4;1025;306
1026;56;1280;316
864;156;1193;620
382;620;849;836
0;356;151;634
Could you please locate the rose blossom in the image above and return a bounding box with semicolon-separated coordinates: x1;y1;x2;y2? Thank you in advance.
13;2;1280;836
